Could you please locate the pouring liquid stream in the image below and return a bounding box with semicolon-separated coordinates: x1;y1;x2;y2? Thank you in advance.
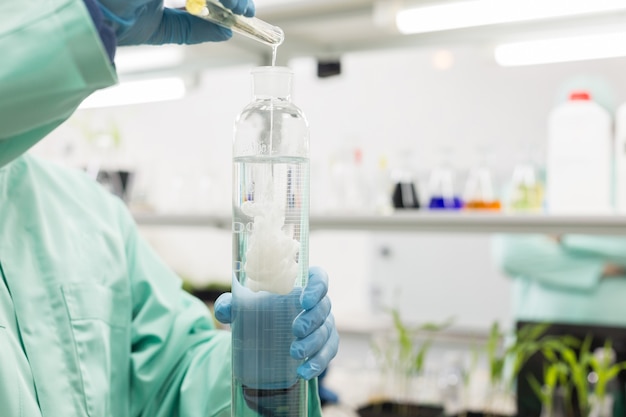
269;44;277;173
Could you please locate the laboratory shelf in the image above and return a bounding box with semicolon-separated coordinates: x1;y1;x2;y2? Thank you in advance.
133;212;626;235
135;213;232;229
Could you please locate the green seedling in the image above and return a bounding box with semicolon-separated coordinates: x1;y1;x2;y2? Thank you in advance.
589;340;626;403
528;362;561;411
508;323;579;391
486;322;506;389
559;336;593;414
481;322;578;416
526;334;626;417
370;309;454;412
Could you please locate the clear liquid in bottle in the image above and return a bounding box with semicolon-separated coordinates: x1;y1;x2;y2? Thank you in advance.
231;67;310;417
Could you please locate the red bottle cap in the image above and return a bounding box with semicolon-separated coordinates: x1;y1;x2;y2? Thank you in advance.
569;91;591;101
354;148;363;164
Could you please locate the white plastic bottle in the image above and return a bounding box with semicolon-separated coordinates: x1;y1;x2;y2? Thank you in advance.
615;103;626;213
546;91;612;214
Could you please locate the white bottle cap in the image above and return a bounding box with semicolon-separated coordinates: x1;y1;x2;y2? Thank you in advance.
252;66;293;99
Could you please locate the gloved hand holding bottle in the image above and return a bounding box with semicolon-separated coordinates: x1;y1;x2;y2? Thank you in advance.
214;267;339;385
96;0;255;45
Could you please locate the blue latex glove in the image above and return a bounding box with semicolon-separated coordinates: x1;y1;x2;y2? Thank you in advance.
97;0;255;46
215;267;339;383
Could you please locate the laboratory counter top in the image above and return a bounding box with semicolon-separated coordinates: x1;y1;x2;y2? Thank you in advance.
133;211;626;235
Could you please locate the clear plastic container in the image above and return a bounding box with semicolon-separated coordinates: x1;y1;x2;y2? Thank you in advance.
547;90;612;214
186;0;284;46
232;66;309;417
438;354;465;416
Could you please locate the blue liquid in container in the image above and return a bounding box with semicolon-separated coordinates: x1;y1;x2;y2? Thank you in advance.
428;196;463;210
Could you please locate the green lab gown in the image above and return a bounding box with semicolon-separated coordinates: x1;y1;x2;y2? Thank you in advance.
493;234;626;327
0;1;322;416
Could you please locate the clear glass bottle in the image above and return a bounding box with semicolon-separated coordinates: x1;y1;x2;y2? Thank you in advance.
232;66;310;417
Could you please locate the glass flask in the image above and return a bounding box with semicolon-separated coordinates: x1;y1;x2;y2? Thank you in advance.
232;66;310;417
428;151;462;210
463;150;501;211
391;151;420;210
508;161;544;212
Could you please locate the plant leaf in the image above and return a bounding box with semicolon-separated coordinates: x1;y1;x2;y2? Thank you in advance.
528;374;549;403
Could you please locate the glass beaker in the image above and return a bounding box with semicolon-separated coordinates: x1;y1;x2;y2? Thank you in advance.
232;66;309;417
508;161;544;212
391;151;420;210
428;151;462;210
463;149;501;211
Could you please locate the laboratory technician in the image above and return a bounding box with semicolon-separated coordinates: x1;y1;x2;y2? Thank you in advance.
0;1;338;417
494;234;626;326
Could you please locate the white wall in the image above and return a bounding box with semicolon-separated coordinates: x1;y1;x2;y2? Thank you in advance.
369;233;512;329
33;43;626;333
38;44;626;210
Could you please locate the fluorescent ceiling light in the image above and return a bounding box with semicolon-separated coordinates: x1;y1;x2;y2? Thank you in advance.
494;32;626;66
79;77;186;109
396;0;626;35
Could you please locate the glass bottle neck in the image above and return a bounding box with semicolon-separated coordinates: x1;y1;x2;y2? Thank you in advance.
253;94;291;101
251;66;293;101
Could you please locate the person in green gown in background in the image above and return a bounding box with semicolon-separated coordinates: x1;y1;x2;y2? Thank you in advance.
494;234;626;417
